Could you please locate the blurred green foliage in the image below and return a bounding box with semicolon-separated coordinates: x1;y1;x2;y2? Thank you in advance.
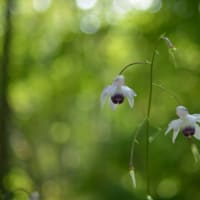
1;0;200;199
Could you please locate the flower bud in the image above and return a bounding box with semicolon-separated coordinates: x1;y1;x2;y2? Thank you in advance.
129;169;136;188
161;36;176;50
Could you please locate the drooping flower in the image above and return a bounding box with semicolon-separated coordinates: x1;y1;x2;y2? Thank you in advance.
101;75;136;110
165;105;200;143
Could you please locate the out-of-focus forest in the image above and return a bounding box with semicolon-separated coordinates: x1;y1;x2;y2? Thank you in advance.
0;0;200;199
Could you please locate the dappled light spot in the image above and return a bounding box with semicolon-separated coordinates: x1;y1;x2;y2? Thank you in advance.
32;0;51;12
112;0;134;15
130;0;154;11
9;82;33;114
50;122;71;144
61;147;81;169
107;0;161;23
4;168;33;191
149;0;162;13
42;181;62;200
157;177;180;198
177;39;200;69
29;192;40;200
9;75;53;116
11;133;32;161
112;0;155;15
172;0;194;18
76;0;98;10
80;14;100;34
36;144;59;175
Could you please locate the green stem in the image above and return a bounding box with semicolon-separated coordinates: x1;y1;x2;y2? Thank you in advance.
145;119;150;195
119;61;153;193
146;47;157;195
147;50;156;118
129;119;146;170
119;61;150;75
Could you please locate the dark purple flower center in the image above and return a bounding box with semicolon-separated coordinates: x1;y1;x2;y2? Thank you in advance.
182;126;195;137
111;93;124;104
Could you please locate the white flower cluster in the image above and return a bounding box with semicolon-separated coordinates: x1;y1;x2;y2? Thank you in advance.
165;106;200;143
101;75;200;143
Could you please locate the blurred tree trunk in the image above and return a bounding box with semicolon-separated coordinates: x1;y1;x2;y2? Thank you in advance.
0;0;14;192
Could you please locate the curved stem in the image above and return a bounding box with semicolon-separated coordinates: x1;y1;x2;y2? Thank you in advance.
147;50;157;118
119;61;150;75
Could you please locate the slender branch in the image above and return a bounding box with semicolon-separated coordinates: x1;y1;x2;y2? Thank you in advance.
145;47;157;196
129;119;146;169
119;61;150;75
127;35;175;198
145;35;176;197
147;50;157;119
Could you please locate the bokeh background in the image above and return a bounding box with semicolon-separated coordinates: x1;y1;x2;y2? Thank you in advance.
1;0;200;199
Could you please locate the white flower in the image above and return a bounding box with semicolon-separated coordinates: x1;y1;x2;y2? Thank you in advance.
101;75;136;110
165;105;200;143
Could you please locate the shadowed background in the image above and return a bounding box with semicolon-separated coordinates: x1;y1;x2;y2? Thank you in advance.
0;0;200;199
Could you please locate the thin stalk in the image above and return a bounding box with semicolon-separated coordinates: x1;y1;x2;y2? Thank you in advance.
147;50;156;118
145;35;176;197
119;61;150;75
129;119;146;169
119;60;152;191
119;61;150;189
129;120;147;188
145;47;157;196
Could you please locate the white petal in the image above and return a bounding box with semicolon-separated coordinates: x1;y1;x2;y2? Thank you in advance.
109;99;117;110
194;124;200;140
121;85;137;96
113;75;125;87
185;114;197;123
100;85;113;108
169;119;182;129
127;96;134;108
121;86;136;108
165;126;172;135
165;119;182;135
176;106;188;118
192;114;200;118
172;128;180;143
192;114;200;122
